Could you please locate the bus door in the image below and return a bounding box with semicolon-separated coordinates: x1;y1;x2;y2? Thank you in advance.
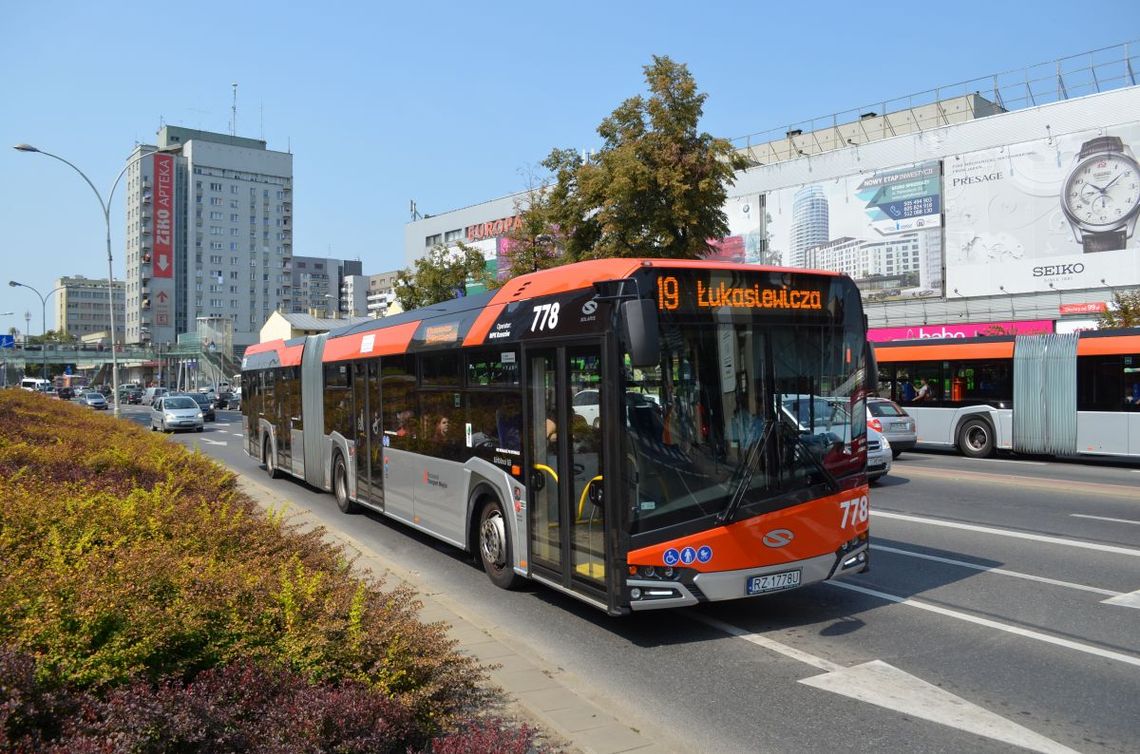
351;360;384;509
526;343;609;599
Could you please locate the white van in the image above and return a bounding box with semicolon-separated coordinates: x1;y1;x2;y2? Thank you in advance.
143;387;169;406
20;378;50;392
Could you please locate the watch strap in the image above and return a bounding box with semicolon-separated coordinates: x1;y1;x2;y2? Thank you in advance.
1082;229;1127;253
1078;136;1124;159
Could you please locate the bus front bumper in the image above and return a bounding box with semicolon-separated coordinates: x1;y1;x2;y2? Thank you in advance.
626;543;870;612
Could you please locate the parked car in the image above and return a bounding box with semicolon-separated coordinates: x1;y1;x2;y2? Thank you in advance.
80;391;109;410
181;392;217;422
150;395;204;433
866;397;916;458
866;425;892;482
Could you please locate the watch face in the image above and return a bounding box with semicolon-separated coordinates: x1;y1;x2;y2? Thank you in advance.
1063;152;1140;230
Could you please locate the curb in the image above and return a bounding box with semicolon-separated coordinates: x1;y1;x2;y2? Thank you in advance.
232;472;670;754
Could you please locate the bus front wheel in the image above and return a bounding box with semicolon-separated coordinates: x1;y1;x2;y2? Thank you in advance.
264;437;281;479
333;452;359;514
479;500;521;590
958;418;994;459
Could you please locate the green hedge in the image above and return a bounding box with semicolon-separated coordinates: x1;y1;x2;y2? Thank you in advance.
0;391;535;751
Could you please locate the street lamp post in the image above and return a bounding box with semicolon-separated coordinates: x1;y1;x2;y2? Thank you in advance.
8;281;64;383
14;143;160;417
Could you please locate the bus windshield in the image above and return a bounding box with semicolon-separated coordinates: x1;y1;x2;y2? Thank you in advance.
624;279;867;537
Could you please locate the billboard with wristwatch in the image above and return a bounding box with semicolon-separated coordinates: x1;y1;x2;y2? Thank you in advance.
944;125;1140;297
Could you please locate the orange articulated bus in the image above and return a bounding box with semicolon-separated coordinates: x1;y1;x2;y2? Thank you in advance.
874;328;1140;459
242;259;875;615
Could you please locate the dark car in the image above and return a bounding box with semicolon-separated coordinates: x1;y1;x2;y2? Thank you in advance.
183;392;217;422
57;387;74;401
126;389;144;405
214;390;235;409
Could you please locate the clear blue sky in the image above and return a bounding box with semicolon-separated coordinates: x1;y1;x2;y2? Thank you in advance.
1;0;1135;331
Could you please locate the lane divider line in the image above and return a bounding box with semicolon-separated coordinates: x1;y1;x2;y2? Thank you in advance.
827;581;1140;668
1070;513;1140;526
873;544;1120;597
872;510;1140;558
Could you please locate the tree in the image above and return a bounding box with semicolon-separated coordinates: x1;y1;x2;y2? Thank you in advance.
498;182;562;279
530;56;746;261
1097;289;1140;328
393;242;499;311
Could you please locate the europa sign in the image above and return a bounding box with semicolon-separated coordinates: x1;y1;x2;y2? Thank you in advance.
466;215;522;242
152;153;175;279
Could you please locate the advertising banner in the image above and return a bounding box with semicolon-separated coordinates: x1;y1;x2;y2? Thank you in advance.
762;160;943;302
152;153;175;279
944;124;1140;296
868;319;1054;342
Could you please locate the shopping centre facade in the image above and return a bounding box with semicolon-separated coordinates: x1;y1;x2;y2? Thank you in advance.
405;45;1140;339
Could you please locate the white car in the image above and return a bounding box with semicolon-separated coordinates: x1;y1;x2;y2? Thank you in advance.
150;395;205;433
866;425;892;482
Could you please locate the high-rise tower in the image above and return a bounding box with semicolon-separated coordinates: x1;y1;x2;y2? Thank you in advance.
123;126;293;348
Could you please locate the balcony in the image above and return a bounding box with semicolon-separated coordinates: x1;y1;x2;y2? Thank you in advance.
141;298;151;309
282;202;291;215
142;193;151;204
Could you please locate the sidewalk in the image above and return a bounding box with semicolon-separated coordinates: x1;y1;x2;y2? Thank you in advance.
235;474;674;754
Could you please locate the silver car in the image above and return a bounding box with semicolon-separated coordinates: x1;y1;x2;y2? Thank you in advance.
866;425;892;482
150;395;205;433
80;391;108;410
867;397;916;458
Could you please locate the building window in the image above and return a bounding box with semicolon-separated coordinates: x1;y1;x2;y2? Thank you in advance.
210;182;222;191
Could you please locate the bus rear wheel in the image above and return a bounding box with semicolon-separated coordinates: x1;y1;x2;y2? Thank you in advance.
264;437;281;479
479;500;521;590
333;452;359;514
958;418;994;459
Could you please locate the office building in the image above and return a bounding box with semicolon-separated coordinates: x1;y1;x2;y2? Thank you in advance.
288;256;362;316
54;276;125;340
122;125;293;348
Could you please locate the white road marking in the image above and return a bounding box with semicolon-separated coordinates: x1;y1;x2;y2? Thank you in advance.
873;544;1119;597
872;510;1140;558
1102;590;1140;609
198;438;227;446
694;615;1076;752
1070;513;1140;526
693;615;841;672
828;581;1140;669
800;660;1078;754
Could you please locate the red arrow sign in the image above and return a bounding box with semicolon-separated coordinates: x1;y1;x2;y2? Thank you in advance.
157;291;169;303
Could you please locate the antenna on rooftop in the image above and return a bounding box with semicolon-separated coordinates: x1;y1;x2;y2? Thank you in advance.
230;82;238;136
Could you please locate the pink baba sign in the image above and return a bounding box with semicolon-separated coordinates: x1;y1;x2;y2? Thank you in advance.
868;320;1054;342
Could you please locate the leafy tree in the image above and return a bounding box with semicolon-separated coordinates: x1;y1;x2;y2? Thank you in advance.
1097;289;1140;328
394;242;498;311
498;182;562;279
529;56;746;261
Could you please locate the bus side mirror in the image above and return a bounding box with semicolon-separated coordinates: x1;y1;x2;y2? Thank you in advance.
621;299;660;368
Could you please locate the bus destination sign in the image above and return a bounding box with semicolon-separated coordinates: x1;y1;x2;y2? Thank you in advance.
655;272;829;314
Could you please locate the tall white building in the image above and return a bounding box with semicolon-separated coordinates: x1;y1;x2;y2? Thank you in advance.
123;126;293;348
789;186;829;269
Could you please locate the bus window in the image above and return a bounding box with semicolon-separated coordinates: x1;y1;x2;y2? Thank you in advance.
323;363;352;438
381;356;416;450
466;349;519;386
421;351;460;386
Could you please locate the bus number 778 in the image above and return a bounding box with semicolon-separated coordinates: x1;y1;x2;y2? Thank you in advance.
840;496;869;529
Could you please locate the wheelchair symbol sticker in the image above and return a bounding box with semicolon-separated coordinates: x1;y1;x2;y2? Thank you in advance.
663;549;680;567
680;547;697;565
696;545;713;563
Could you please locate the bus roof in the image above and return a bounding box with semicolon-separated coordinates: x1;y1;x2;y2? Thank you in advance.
245;258;850;368
874;327;1140;362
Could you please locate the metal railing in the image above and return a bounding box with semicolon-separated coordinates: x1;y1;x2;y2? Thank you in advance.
730;40;1138;163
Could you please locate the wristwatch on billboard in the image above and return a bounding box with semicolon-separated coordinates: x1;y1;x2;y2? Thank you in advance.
1061;136;1140;253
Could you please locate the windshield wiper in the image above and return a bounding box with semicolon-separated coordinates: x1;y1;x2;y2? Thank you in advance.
778;420;841;494
718;421;773;525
